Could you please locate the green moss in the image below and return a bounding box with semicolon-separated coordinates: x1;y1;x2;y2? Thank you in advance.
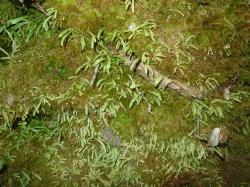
0;0;20;20
0;0;249;185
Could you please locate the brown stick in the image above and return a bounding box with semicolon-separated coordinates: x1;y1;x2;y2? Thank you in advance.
113;48;203;99
31;2;48;15
90;64;100;87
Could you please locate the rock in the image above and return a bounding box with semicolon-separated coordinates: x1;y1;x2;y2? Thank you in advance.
6;95;14;106
208;126;230;146
101;127;121;147
208;128;221;146
223;88;230;100
128;23;137;32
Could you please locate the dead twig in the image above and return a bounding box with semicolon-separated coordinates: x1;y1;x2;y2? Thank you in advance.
90;64;100;87
31;2;48;15
111;47;203;99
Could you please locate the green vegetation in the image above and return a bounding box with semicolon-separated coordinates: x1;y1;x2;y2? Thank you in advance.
0;0;250;186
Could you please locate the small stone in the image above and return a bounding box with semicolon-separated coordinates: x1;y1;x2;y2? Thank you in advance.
208;128;221;146
6;95;14;106
101;127;121;147
224;44;230;50
147;104;152;113
223;88;230;100
128;23;137;32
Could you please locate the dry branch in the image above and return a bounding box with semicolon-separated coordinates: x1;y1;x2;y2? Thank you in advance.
90;64;100;87
113;48;203;99
31;2;48;15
